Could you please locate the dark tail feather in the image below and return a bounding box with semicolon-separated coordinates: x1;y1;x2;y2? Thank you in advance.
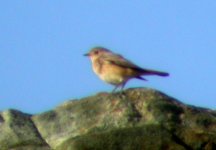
152;71;169;77
136;76;148;81
142;69;169;77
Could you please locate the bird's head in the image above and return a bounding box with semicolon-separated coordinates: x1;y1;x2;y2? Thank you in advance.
84;47;111;61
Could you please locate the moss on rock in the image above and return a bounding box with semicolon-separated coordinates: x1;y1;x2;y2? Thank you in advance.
0;88;216;149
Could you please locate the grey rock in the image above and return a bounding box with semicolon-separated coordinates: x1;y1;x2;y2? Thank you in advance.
1;88;216;150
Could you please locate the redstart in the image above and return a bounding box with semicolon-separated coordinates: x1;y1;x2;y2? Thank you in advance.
84;47;169;92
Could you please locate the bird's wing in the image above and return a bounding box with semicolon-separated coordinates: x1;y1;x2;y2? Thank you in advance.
101;53;144;71
100;53;169;76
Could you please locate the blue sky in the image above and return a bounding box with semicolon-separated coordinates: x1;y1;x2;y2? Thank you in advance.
0;1;216;114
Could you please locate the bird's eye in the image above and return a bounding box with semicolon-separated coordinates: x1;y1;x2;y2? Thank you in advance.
94;51;99;55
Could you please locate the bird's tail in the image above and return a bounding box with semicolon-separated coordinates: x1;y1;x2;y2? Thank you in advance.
141;69;169;77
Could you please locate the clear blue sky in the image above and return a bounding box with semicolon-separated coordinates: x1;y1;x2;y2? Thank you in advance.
0;1;216;114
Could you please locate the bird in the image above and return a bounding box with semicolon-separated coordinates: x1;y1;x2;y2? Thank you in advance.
84;47;169;92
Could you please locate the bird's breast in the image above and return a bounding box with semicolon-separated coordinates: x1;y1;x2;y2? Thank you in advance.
92;60;136;85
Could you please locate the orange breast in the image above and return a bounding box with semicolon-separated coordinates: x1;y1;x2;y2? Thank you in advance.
92;58;141;85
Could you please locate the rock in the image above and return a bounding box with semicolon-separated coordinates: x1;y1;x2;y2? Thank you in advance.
0;88;216;149
0;109;50;150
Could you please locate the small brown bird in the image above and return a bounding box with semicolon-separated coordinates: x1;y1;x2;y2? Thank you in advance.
84;47;169;92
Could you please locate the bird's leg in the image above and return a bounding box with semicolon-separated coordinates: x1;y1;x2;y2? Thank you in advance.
112;81;127;93
119;82;127;95
120;82;126;90
112;85;119;93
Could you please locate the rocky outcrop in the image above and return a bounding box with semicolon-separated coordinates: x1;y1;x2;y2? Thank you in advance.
0;110;50;150
0;88;216;150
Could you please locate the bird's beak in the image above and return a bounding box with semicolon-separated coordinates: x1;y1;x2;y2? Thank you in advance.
83;53;90;57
